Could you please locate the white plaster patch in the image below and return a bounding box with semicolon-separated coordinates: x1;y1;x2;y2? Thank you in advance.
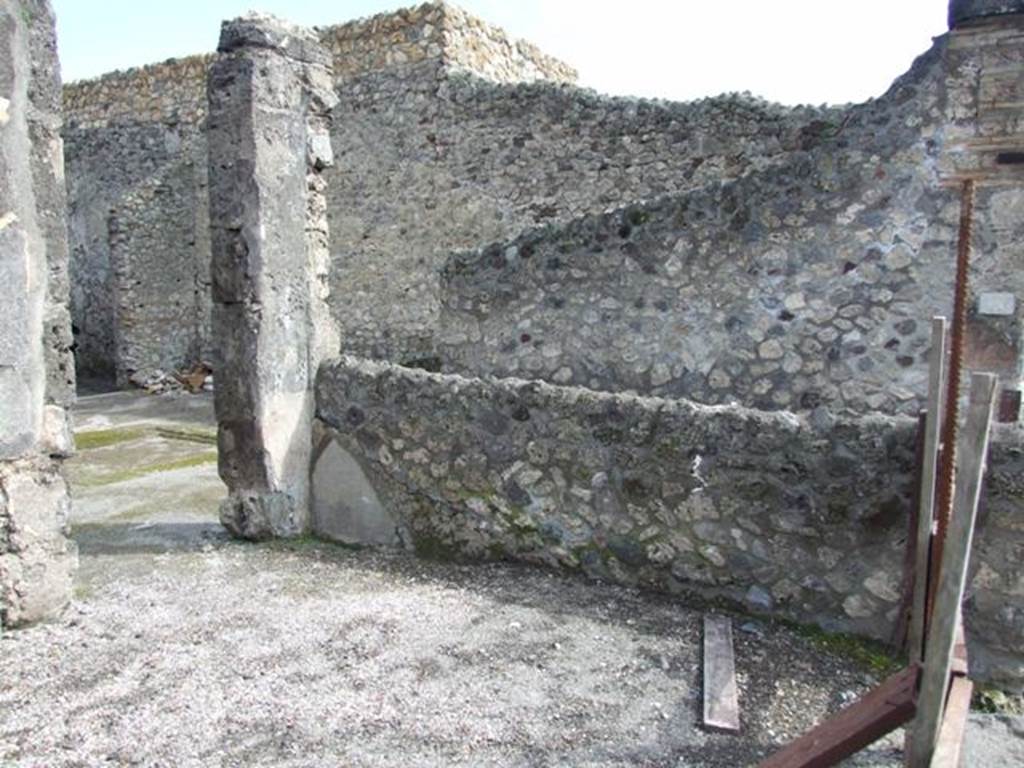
0;211;18;230
978;292;1016;317
0;96;9;125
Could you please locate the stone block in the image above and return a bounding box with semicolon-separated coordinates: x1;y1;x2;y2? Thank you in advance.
978;292;1017;317
311;435;398;546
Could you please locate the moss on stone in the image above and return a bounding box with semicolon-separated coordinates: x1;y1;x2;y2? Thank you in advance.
72;582;94;600
263;534;364;556
75;451;218;487
973;685;1024;715
783;619;901;677
155;426;218;445
411;531;467;562
75;427;149;451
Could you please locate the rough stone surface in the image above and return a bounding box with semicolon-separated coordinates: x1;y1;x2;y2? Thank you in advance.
57;0;1024;688
206;14;338;539
436;25;1024;416
62;2;575;383
62;5;1024;418
315;356;1024;688
62;120;210;385
328;80;834;368
7;387;1015;767
0;0;77;628
950;0;1024;27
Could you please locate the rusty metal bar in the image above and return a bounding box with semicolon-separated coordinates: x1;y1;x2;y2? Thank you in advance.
927;180;975;622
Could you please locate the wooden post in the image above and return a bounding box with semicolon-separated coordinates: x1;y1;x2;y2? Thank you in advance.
908;318;949;665
906;373;998;767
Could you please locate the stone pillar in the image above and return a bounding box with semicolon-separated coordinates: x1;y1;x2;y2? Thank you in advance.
950;0;1024;27
207;14;339;539
0;0;77;628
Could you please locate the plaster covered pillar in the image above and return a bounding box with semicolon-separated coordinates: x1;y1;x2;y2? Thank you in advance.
950;0;1024;26
0;0;77;627
206;14;339;539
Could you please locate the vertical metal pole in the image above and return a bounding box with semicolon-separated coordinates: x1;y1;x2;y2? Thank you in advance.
928;179;975;622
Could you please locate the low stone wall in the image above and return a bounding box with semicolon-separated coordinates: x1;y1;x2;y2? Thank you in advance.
313;356;1024;688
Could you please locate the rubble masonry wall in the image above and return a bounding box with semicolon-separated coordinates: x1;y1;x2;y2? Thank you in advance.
0;0;77;628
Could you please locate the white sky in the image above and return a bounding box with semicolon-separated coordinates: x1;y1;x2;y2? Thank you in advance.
53;0;950;106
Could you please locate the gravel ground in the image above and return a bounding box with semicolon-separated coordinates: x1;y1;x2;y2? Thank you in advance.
1;392;1018;767
2;532;907;768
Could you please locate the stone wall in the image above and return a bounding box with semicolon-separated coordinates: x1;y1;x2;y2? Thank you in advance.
321;2;577;85
62;55;210;129
64;61;210;385
62;2;579;384
313;356;1024;688
0;0;76;628
951;0;1024;26
435;22;1024;416
64;3;1024;405
328;69;832;363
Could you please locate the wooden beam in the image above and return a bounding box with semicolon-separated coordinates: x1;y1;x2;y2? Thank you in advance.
907;373;998;767
703;615;740;733
757;665;919;768
930;675;973;768
909;317;949;665
894;412;927;651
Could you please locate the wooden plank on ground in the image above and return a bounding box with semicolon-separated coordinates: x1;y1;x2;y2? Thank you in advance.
703;615;740;733
930;675;973;768
907;373;998;768
909;317;949;665
757;665;919;768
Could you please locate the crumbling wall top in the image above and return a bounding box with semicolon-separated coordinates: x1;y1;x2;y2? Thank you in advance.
319;1;577;84
62;54;212;129
63;2;576;129
949;0;1024;27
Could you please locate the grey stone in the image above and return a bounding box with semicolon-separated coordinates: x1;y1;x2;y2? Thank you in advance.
745;585;774;611
978;292;1016;317
219;491;299;541
206;14;338;539
311;438;398;546
0;0;77;628
950;0;1024;27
